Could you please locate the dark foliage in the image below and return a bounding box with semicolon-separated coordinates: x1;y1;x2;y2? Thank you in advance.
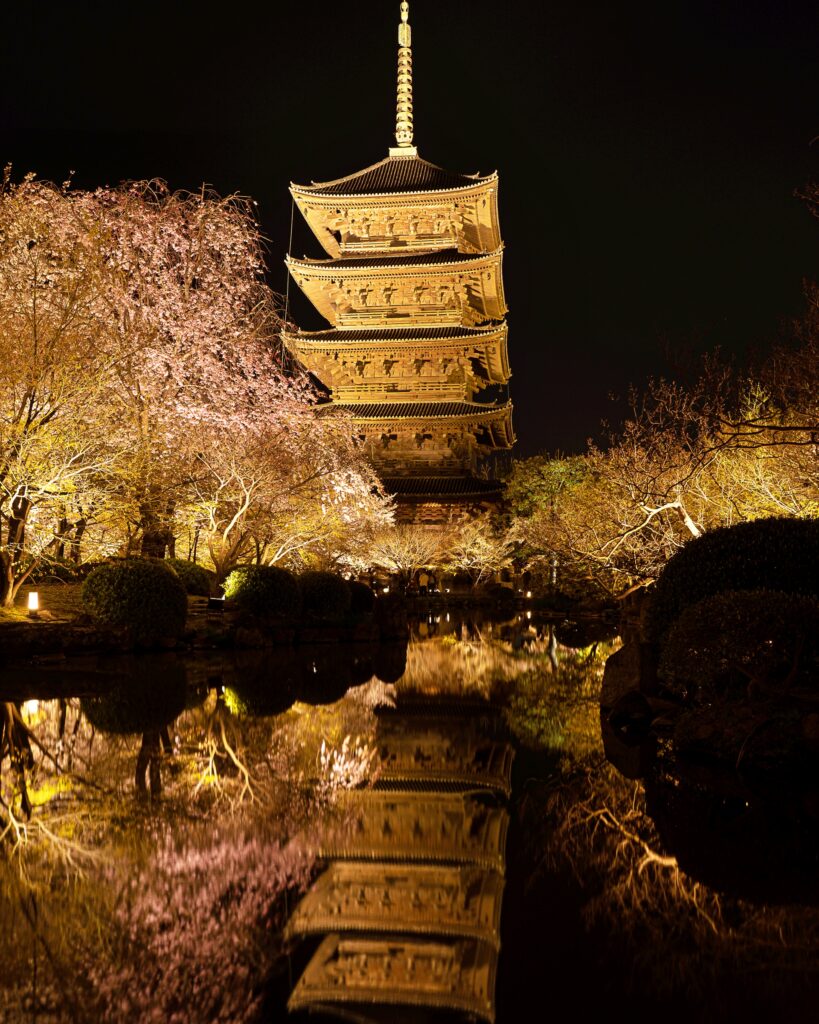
348;580;376;615
82;559;187;643
223;565;302;620
299;571;352;621
659;589;819;703
645;517;819;641
166;558;214;596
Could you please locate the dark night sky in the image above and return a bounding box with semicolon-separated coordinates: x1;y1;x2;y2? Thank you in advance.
2;0;817;455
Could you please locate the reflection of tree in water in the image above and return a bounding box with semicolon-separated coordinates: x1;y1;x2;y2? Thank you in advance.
528;762;819;1010
0;654;386;1023
510;634;819;1014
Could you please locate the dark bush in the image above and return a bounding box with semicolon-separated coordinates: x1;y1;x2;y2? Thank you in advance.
82;559;187;643
82;657;187;734
223;565;302;620
348;580;376;615
300;570;352;621
646;517;819;642
166;558;214;596
30;558;83;584
658;589;819;703
484;583;516;607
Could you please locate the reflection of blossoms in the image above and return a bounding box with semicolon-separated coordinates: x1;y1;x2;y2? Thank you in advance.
316;734;378;804
87;830;313;1024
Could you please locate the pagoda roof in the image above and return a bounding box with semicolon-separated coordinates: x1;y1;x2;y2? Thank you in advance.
384;477;505;498
328;400;509;420
292;154;495;197
291;249;483;270
283;325;504;344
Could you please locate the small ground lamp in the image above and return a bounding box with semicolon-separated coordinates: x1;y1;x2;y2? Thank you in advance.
27;591;39;618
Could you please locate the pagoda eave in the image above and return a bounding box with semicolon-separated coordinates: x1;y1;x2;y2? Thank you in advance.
286;249;507;328
291;173;501;259
322;401;515;450
282;323;510;388
290;154;497;198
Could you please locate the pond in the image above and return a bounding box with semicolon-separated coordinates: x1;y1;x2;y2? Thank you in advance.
1;615;817;1023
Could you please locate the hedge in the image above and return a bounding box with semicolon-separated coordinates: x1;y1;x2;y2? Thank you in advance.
300;571;352;621
658;589;819;703
223;565;302;620
166;558;214;597
348;580;376;615
645;517;819;642
82;559;187;643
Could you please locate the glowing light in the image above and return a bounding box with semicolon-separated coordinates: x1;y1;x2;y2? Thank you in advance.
526;610;532;620
27;591;39;616
382;586;390;593
23;699;39;716
526;591;532;599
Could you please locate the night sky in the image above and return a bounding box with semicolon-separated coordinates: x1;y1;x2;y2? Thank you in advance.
2;0;817;455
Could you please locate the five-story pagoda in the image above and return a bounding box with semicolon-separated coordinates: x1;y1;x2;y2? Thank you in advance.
285;1;514;523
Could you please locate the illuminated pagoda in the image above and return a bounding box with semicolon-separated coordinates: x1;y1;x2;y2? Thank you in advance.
285;1;514;523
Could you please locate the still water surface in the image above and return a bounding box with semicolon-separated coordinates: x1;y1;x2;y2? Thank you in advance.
1;615;817;1023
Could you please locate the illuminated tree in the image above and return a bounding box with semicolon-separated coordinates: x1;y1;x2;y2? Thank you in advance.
0;174;392;598
0;174;124;605
368;524;444;588
441;518;517;586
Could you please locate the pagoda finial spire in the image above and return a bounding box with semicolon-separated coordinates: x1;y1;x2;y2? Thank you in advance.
390;2;417;156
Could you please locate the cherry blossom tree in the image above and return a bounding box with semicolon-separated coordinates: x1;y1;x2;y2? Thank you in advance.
0;174;393;597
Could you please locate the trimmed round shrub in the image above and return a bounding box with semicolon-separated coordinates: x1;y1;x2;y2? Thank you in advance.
166;558;214;596
223;565;302;620
646;517;819;642
82;559;187;643
348;580;376;615
82;658;187;734
658;589;819;703
300;570;351;621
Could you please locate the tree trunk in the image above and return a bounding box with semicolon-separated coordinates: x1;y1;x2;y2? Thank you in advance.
69;517;87;564
140;524;174;559
7;495;31;556
0;553;15;608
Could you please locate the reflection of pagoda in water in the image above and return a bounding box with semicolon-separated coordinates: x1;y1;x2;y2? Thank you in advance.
286;697;512;1021
285;1;514;524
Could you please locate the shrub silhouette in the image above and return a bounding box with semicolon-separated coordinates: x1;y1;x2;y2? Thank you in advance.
223;565;302;620
646;517;819;642
82;559;187;643
300;571;352;621
659;589;819;703
167;558;214;596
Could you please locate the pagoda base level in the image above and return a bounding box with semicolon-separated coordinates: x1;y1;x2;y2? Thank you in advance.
384;477;504;526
